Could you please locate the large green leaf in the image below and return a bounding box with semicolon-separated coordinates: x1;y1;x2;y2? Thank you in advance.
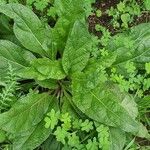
0;4;51;57
36;79;58;89
109;23;150;69
41;135;62;150
109;128;126;150
62;92;85;119
62;20;92;74
51;0;92;50
19;58;66;80
0;14;12;35
0;130;6;143
0;40;30;83
54;0;85;19
72;73;139;133
0;92;53;133
13;120;51;150
121;95;138;119
12;97;59;150
0;40;29;67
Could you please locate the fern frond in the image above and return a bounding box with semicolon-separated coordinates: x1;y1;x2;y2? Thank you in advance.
0;63;19;112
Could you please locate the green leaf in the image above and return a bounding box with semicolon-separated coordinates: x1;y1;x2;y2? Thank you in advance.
109;128;126;150
63;92;86;119
0;4;51;57
81;119;93;132
0;40;29;82
0;40;29;67
51;0;91;50
62;20;92;74
72;75;139;133
144;0;150;10
54;126;68;145
36;79;58;89
121;95;138;119
97;125;110;150
117;2;125;12
138;96;150;114
145;62;150;74
67;132;80;149
0;129;6;143
62;95;80;119
19;58;66;80
136;123;150;139
0;14;12;35
0;92;54;133
41;135;62;150
108;23;150;70
13;120;51;150
54;0;84;19
121;13;130;27
12;96;59;150
45;109;60;130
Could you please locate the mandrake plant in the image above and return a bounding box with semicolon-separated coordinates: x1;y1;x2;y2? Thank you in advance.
0;1;150;150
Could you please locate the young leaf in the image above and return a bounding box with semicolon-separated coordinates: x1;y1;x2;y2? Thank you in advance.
0;4;51;57
62;20;92;74
0;92;54;133
19;58;66;80
51;0;89;50
145;62;150;74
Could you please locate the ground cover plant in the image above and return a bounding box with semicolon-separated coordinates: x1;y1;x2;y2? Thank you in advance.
0;0;150;150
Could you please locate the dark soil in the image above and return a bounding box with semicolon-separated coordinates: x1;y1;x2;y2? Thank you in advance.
88;0;119;36
88;0;150;36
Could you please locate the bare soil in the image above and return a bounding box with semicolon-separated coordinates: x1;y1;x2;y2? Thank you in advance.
88;0;150;36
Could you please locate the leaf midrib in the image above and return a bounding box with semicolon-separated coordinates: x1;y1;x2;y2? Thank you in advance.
11;5;46;55
90;91;125;126
0;94;50;127
114;46;150;66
